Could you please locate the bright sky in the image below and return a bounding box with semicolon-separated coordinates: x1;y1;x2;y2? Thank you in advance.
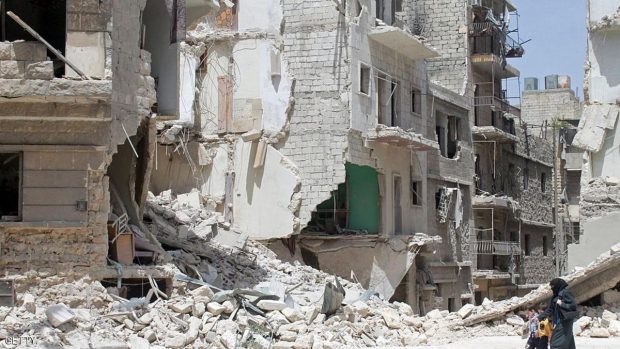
508;0;587;100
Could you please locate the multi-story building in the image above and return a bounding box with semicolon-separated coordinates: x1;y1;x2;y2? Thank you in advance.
570;0;620;270
416;0;556;301
520;76;583;274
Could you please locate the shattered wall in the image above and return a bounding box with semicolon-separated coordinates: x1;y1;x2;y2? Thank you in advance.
276;0;350;227
521;225;555;285
569;1;620;269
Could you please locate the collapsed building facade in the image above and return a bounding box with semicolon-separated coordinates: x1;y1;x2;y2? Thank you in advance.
570;0;620;270
0;0;563;317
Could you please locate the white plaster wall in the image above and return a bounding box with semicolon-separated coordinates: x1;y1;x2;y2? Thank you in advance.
237;0;283;33
179;47;198;125
588;0;620;23
233;140;298;239
200;144;228;199
260;42;293;134
66;32;106;78
568;211;620;269
588;30;620;104
592;118;620;177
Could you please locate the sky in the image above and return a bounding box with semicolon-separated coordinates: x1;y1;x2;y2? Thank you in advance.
508;0;587;100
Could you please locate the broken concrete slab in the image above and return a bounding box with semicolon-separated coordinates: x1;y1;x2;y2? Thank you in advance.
46;304;76;327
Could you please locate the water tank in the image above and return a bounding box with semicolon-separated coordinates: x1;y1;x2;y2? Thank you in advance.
545;75;559;90
524;77;538;91
558;75;571;89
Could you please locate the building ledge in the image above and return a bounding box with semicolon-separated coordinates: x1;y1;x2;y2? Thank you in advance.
368;25;439;60
473;194;519;210
473;270;518;279
471;54;519;79
364;125;439;150
0;78;112;102
472;126;518;143
520;218;555;228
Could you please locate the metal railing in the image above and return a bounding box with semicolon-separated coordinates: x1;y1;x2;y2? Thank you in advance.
474;240;521;255
474;95;521;118
469;23;524;58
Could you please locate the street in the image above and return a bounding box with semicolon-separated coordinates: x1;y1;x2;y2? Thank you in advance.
402;336;620;349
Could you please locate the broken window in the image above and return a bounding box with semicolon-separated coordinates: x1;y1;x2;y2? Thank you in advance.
540;172;546;193
447;115;460;158
376;74;399;127
359;64;370;95
411;89;421;114
436;112;458;158
542;236;548;257
524;234;531;256
1;0;65;77
411;180;422;206
0;153;21;221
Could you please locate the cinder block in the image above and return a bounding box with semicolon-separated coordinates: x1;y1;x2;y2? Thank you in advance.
0;60;25;79
25;61;54;80
12;42;47;61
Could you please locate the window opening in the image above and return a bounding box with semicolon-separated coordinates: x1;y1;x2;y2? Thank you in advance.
0;152;21;221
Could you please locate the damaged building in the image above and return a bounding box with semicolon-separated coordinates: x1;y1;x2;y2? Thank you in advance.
414;0;556;301
143;0;479;314
0;0;567;319
0;0;163;277
570;0;620;270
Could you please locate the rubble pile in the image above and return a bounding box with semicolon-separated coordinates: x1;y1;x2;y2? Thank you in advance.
0;240;524;348
573;300;620;338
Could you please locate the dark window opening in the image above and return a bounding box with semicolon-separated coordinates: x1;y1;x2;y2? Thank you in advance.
1;0;66;77
448;298;456;312
524;234;531;256
447;115;460;158
0;153;21;221
541;172;547;193
411;180;422;206
360;64;370;95
523;168;529;190
436;125;446;157
542;236;548;256
411;89;421;114
510;231;518;242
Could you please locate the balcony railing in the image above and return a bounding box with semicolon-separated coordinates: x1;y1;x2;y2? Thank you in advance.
469;23;524;58
474;95;521;118
474;240;521;255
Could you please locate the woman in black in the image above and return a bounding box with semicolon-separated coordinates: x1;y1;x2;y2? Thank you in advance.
538;278;577;349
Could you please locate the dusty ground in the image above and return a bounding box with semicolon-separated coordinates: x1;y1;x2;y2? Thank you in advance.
402;336;620;349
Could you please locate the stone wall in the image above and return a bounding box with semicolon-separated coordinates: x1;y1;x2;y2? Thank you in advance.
521;89;581;127
521;225;555;285
277;0;350;226
408;0;469;95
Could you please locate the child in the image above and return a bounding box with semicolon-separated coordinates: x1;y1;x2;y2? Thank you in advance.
537;309;552;349
526;310;540;349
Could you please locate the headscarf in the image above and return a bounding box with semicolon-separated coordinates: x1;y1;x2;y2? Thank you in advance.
549;278;568;296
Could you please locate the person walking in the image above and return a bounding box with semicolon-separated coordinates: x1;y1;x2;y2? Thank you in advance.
538;278;578;349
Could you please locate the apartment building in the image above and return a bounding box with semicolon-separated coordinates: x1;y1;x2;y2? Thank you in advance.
570;0;620;270
415;0;556;301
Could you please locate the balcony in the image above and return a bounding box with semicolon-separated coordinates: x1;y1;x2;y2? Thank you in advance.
475;240;520;255
368;25;439;60
469;22;524;58
364;125;439;151
474;95;521;118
